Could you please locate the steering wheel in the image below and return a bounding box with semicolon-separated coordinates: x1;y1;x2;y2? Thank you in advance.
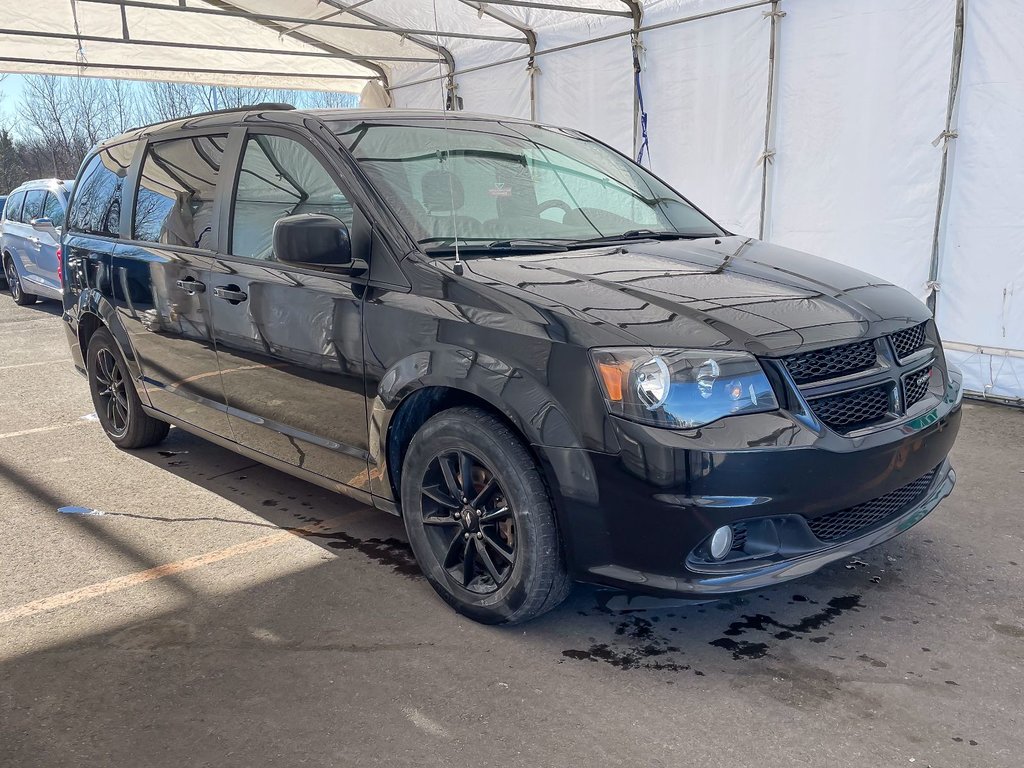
535;199;573;219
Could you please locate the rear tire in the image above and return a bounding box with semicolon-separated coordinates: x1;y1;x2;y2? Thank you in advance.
87;327;169;449
4;255;37;305
400;406;572;625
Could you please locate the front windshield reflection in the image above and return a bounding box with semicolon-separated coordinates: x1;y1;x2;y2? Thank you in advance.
333;120;723;248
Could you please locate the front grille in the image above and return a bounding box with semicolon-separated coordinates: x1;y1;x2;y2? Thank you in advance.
808;384;891;432
890;322;927;360
903;366;932;408
782;340;877;385
806;468;938;542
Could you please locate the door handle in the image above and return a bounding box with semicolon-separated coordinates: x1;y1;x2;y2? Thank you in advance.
175;277;206;295
213;285;248;304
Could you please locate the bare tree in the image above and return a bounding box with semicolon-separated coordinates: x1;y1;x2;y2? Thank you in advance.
143;81;200;123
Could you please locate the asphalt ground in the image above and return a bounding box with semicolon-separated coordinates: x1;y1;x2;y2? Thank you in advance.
1;294;1022;768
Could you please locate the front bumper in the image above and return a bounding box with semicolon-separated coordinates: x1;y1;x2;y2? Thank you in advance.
586;459;954;596
543;369;963;598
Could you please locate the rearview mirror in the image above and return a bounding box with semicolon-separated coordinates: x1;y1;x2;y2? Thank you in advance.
273;214;352;267
31;217;55;231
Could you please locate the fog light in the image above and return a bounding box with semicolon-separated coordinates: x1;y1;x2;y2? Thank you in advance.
709;526;733;560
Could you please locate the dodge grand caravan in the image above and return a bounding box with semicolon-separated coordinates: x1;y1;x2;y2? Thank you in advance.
62;105;962;624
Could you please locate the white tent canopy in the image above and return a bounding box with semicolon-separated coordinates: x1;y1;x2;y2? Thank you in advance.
4;0;1022;402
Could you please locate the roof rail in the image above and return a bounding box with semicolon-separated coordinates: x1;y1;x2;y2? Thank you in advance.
120;102;296;136
183;102;296;119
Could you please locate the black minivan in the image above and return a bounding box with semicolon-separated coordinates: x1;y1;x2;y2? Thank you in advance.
62;105;962;624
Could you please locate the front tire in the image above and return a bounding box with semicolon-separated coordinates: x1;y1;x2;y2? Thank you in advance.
400;406;572;624
4;255;37;305
87;328;169;449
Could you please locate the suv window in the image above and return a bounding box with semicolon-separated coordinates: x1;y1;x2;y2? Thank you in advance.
42;192;65;228
5;191;25;222
22;190;46;223
134;135;226;249
68;142;135;236
230;134;353;261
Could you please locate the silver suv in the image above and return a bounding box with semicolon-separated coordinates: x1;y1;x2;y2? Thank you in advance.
1;179;74;304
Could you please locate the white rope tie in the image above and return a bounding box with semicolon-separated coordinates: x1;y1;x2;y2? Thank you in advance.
763;9;787;19
757;149;776;166
932;129;959;147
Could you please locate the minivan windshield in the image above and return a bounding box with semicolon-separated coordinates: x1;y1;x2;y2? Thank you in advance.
332;119;724;251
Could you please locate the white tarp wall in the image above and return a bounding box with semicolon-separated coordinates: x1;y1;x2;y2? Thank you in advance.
387;0;1022;403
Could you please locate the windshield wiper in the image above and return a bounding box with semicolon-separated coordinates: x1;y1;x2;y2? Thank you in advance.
424;238;569;255
567;229;719;247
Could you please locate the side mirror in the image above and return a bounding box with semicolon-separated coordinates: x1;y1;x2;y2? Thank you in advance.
273;213;352;267
31;217;55;231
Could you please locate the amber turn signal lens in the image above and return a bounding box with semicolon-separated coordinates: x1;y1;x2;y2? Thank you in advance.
597;361;632;402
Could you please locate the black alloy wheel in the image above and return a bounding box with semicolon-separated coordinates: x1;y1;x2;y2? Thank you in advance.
400;406;572;624
94;347;130;438
86;328;169;449
420;449;517;594
5;256;37;305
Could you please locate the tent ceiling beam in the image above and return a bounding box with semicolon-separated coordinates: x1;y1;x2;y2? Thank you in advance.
0;28;440;64
205;0;389;86
76;0;527;44
472;1;631;16
0;55;378;80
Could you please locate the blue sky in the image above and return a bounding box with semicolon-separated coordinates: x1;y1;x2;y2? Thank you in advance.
0;75;26;124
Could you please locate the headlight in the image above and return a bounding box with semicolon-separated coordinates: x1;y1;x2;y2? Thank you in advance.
591;348;779;429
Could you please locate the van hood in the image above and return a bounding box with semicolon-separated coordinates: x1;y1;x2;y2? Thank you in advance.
458;236;931;356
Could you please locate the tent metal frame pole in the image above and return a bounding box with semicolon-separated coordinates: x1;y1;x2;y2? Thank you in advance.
622;1;643;160
758;1;784;240
316;0;464;107
76;0;527;43
388;0;774;92
0;56;378;81
927;0;966;314
0;27;440;64
468;0;631;16
175;0;392;87
457;0;538;119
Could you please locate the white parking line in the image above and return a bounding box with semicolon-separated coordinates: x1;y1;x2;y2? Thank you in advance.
0;532;293;625
0;360;69;371
0;422;89;440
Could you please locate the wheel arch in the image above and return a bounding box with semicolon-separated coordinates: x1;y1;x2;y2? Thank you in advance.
74;288;152;406
370;348;597;519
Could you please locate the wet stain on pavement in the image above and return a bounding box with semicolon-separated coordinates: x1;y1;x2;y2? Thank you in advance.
708;595;863;659
708;638;770;660
562;616;702;674
325;532;421;578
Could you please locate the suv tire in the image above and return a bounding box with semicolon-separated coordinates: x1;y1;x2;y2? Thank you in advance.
4;255;37;306
400;406;572;624
87;327;169;449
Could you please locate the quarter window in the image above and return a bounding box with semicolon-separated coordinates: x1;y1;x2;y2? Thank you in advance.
230;134;353;261
4;191;25;222
133;135;226;249
68;142;135;236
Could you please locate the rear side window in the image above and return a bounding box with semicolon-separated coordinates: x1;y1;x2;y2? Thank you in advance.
68;142;135;236
42;192;65;228
4;191;25;222
22;190;46;222
133;134;226;249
